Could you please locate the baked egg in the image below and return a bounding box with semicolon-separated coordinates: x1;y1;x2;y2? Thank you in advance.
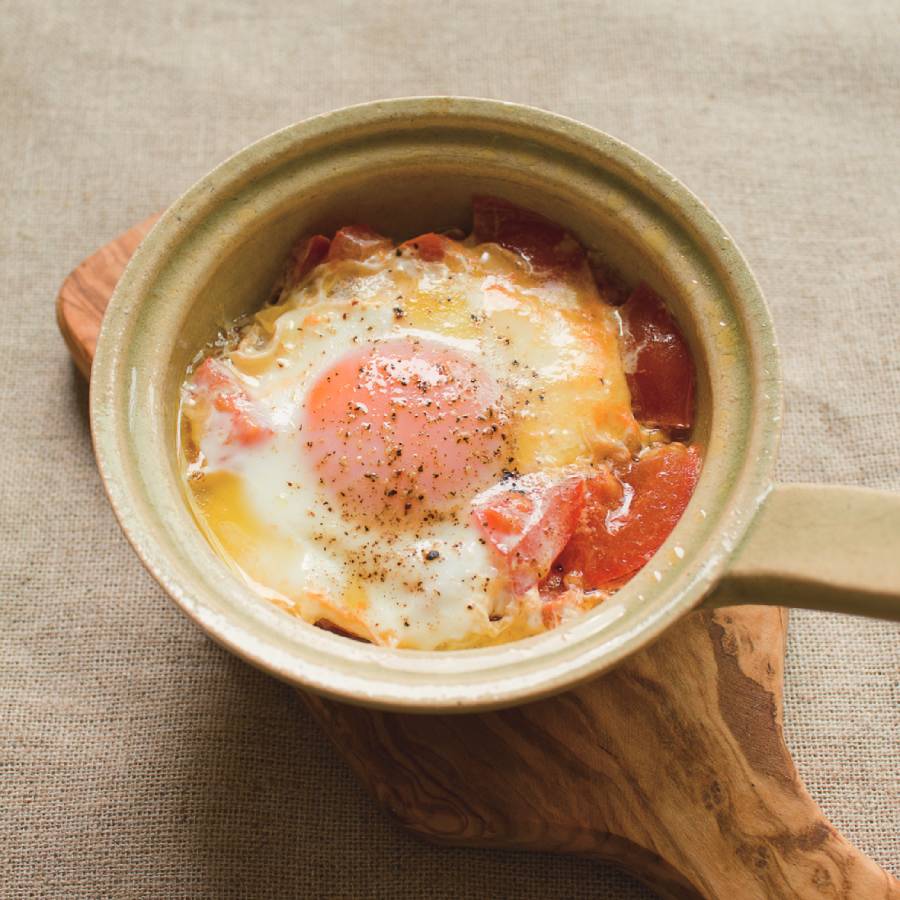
179;198;699;649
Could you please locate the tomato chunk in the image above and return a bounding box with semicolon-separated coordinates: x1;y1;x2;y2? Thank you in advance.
326;225;393;262
620;283;695;430
285;234;330;289
400;232;449;262
471;195;585;272
472;473;585;594
550;444;701;590
192;358;273;447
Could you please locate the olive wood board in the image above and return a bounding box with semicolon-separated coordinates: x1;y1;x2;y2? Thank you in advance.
58;214;899;900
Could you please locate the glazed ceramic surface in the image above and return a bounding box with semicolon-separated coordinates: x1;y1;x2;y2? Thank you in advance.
90;98;899;711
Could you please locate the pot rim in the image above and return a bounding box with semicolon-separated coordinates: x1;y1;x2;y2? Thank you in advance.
90;97;782;712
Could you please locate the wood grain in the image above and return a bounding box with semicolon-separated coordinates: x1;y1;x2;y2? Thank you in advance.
303;609;898;899
56;213;161;378
58;218;899;900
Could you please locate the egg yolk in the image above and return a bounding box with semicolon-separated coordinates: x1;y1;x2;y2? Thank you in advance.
303;338;505;522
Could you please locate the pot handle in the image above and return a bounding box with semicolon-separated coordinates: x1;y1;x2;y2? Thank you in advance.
705;484;900;620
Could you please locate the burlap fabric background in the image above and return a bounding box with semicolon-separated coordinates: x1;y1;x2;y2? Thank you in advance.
2;1;898;897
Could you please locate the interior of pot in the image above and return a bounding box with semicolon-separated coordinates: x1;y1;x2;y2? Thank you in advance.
91;98;781;711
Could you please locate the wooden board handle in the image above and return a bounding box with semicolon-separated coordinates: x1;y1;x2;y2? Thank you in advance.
302;608;899;900
58;216;899;900
56;213;161;378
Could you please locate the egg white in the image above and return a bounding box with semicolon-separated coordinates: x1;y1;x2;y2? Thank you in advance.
180;241;640;649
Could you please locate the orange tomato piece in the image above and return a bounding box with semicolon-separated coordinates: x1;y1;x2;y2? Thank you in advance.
326;225;393;262
192;358;273;447
482;493;533;535
550;444;701;591
620;283;695;430
285;234;331;288
472;195;586;272
400;232;450;262
472;473;585;594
